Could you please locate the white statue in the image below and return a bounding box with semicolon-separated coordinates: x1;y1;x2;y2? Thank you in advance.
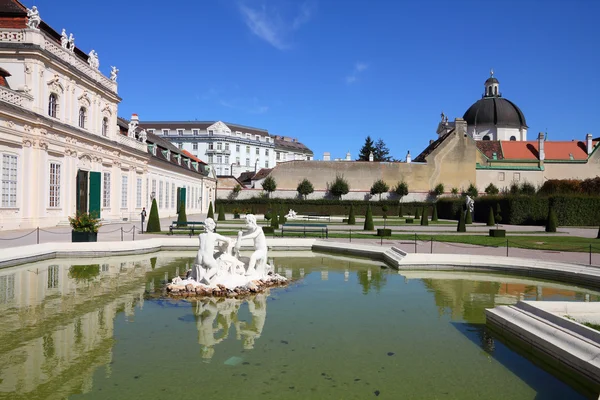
138;129;147;143
127;117;138;138
285;209;297;219
68;33;75;52
26;6;41;30
60;29;68;48
87;50;99;69
465;195;475;214
236;214;268;276
110;66;119;82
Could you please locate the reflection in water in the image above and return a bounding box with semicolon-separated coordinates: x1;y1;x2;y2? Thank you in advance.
194;292;268;361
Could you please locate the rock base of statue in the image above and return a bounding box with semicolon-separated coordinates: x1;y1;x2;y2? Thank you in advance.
166;273;287;298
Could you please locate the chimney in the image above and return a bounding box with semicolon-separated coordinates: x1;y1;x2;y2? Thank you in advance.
454;118;467;136
346;151;351;161
586;133;593;155
406;151;411;163
131;113;139;122
537;132;545;161
368;152;374;162
323;152;331;161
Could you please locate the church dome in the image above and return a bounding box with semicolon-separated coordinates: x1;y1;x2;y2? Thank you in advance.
463;71;527;128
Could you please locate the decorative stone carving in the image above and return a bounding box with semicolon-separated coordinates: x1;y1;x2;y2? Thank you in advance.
26;6;41;30
23;125;32;132
87;50;99;69
68;34;75;52
23;139;33;148
207;121;231;134
101;103;112;117
110;66;119;82
60;29;68;48
138;129;147;143
78;92;91;108
47;74;64;94
4;120;15;128
24;64;32;75
127;118;138;138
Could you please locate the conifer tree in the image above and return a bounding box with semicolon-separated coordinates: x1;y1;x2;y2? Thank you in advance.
146;198;161;233
420;206;429;226
177;200;188;226
487;206;495;226
217;204;226;221
279;205;287;225
415;207;421;219
545;207;558;233
398;204;403;217
207;202;214;219
271;206;279;229
348;204;356;225
457;210;466;232
363;204;374;230
432;203;438;221
465;208;473;224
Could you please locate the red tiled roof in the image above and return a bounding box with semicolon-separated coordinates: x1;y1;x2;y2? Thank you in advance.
252;168;272;180
475;141;504;159
501;140;596;161
181;150;207;165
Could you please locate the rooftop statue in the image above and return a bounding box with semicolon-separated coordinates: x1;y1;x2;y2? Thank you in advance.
127;117;138;138
110;66;119;82
26;6;41;30
60;29;68;48
68;33;75;52
87;50;99;69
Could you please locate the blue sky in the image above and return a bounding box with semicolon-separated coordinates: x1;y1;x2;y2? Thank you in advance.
29;0;600;160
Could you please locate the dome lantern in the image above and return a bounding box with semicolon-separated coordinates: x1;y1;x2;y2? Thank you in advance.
484;69;500;98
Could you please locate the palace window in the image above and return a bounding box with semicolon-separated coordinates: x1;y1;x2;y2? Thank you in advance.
208;142;214;150
193;143;198;150
178;143;183;149
193;129;199;135
162;129;169;135
276;152;281;160
225;156;229;164
49;162;61;208
159;181;163;208
256;148;259;155
165;182;169;208
225;143;229;151
208;130;214;136
510;136;516;141
246;146;250;154
236;144;240;152
1;154;17;208
177;129;184;136
255;135;260;141
245;158;250;166
102;172;111;208
102;117;109;136
208;155;213;163
236;157;240;165
265;160;269;168
78;107;86;129
48;93;58;118
217;142;222;150
216;155;222;164
171;184;175;208
136;177;142;208
121;175;128;208
482;135;491;141
47;265;59;289
265;149;269;156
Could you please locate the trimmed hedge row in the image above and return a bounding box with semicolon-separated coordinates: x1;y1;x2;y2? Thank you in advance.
217;199;433;217
437;195;600;226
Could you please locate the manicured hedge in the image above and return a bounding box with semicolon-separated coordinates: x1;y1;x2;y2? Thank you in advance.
217;199;429;217
437;195;600;226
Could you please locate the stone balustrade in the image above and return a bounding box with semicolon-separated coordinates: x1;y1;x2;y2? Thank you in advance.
0;85;32;108
116;134;147;152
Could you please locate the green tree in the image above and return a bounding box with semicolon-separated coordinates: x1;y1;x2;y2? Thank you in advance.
297;178;314;200
545;207;558;233
432;183;444;197
271;206;279;229
451;187;459;196
394;181;409;200
373;138;392;161
358;136;376;161
177;200;188;226
207;202;214;219
420;206;428;226
363;204;374;230
328;174;350;199
279;206;287;225
348;204;356;225
370;179;389;201
398;204;404;217
487;206;495;226
261;176;277;198
495;203;503;228
457;210;466;232
466;183;478;198
217;204;226;221
432;203;438;221
415;207;421;219
146;198;161;233
484;183;499;195
465;208;473;224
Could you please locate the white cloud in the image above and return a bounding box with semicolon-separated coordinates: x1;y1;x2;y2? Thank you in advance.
346;62;369;85
219;97;269;114
239;1;315;50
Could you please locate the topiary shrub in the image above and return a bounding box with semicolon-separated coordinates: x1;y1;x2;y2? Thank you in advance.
495;203;503;228
279;206;287;225
420;206;428;226
545;207;558;233
348;204;356;225
146;198;161;233
398;204;404;217
432;203;438;221
363;204;374;230
405;218;414;224
457;210;466;232
271;206;279;229
262;226;275;235
415;208;421;219
207;202;214;219
484;183;499;195
376;228;392;237
217;204;226;221
487;206;495;226
465;208;472;224
177;201;188;226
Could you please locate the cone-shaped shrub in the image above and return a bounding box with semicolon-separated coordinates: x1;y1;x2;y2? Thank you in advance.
465;208;472;224
545;207;558;233
279;206;287;225
270;206;279;229
398;204;403;217
363;204;374;230
177;201;188;226
348;204;356;225
207;202;214;219
146;198;161;233
415;207;421;219
457;210;466;232
432;203;438;222
487;206;495;226
217;204;226;221
420;206;429;226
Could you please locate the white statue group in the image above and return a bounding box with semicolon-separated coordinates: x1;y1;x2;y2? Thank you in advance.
172;214;282;290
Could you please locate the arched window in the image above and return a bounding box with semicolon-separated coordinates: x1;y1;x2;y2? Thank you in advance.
494;86;498;95
102;117;109;136
510;136;516;141
78;107;86;129
483;135;491;141
48;94;57;117
488;87;492;96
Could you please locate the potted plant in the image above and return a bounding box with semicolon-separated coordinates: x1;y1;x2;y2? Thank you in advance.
69;211;101;242
233;208;241;219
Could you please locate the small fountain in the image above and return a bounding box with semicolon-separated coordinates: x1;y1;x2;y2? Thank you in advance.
166;215;287;297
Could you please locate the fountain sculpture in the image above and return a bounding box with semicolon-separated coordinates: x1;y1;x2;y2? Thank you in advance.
166;215;287;297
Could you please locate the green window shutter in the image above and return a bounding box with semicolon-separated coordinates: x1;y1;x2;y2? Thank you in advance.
88;171;101;218
176;187;181;213
180;187;187;209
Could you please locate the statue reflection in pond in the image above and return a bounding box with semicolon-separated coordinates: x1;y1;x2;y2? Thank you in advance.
194;292;268;360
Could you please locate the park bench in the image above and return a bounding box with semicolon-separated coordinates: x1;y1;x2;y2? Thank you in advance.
281;223;328;238
304;212;331;222
168;221;205;236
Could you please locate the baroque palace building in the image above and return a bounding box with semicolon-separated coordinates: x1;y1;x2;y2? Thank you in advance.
0;1;216;230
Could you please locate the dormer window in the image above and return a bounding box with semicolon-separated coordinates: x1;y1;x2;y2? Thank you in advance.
48;93;58;118
162;129;169;135
177;129;184;136
78;107;87;128
208;130;214;136
255;135;260;141
166;150;171;160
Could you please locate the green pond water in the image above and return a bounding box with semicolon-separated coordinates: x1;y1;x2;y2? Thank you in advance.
0;251;599;400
